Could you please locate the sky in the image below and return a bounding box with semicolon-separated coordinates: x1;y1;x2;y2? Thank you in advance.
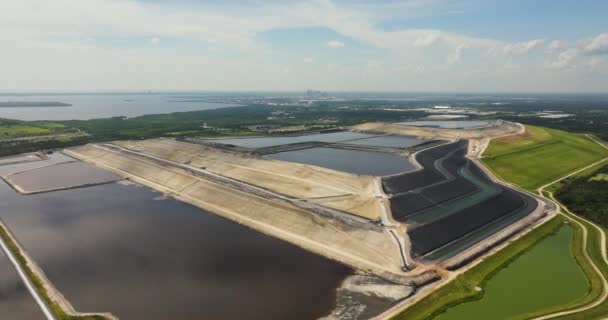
1;0;608;92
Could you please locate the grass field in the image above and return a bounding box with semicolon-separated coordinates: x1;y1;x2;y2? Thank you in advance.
0;120;74;139
482;126;608;191
546;161;607;193
0;125;51;138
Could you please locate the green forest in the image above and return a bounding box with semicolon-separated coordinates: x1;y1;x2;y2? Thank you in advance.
555;164;608;227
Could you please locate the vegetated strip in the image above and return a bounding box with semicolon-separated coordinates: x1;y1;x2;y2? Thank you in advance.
390;217;564;320
0;222;111;320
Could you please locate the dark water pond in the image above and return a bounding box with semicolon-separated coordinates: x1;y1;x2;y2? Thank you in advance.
8;162;121;193
0;182;350;320
0;153;74;177
0;253;42;319
344;135;426;148
266;147;415;176
205;131;374;149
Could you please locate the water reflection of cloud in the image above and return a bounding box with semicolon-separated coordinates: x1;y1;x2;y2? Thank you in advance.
0;182;350;320
0;251;44;318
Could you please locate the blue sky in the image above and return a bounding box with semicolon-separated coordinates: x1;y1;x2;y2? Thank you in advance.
1;0;607;92
376;0;608;41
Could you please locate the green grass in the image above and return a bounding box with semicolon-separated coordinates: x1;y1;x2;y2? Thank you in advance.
0;119;74;139
434;224;588;320
483;126;554;158
546;161;606;193
589;173;608;182
0;125;51;137
482;126;608;191
392;218;564;320
0;224;108;320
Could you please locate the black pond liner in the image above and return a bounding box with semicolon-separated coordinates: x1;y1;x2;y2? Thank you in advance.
382;140;467;194
390;177;479;220
382;140;538;260
422;189;538;262
408;187;526;256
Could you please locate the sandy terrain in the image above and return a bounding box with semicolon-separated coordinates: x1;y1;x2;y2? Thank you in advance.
351;120;523;140
112;139;383;220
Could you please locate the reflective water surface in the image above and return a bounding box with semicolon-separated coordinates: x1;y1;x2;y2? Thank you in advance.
0;182;350;320
0;153;76;177
0;252;43;319
344;135;426;148
0;94;238;121
205;131;374;149
266;147;415;176
7;162;121;193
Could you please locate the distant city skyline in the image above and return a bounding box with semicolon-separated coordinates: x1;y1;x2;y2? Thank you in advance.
2;0;608;92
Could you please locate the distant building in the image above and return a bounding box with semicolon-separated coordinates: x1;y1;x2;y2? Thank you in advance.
247;124;280;132
306;90;329;98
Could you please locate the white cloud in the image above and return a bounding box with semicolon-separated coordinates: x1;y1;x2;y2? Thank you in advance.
549;49;578;69
0;0;606;92
546;40;565;53
413;32;441;47
447;44;466;64
582;33;608;55
327;40;345;48
502;39;545;55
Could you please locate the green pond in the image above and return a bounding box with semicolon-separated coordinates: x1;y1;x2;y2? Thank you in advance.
435;224;589;320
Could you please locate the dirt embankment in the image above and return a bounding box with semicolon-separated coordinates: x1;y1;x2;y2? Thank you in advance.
65;142;437;280
113;139;383;221
351;120;523;140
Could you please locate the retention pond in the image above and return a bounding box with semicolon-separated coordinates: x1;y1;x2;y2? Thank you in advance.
0;181;351;320
265;147;415;176
343;135;426;148
203;131;374;149
435;224;588;320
